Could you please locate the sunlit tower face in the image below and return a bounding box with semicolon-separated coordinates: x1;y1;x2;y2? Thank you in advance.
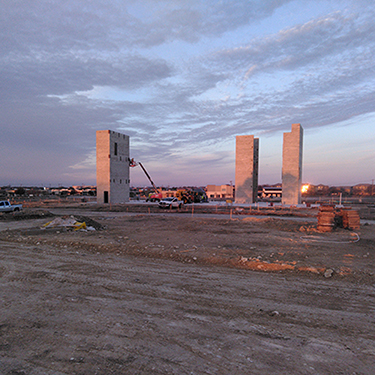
282;124;303;205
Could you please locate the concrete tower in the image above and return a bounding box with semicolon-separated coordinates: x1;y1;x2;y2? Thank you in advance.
96;130;130;204
235;135;259;204
282;124;303;205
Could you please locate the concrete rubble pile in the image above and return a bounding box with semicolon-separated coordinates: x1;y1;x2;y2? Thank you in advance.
41;216;96;231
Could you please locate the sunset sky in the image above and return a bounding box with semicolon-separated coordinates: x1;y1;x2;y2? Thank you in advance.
1;0;374;187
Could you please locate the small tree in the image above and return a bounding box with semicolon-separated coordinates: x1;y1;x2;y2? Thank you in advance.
68;187;78;195
15;187;26;196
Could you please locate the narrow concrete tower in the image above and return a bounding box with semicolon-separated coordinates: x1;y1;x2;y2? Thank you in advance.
96;130;130;204
235;135;259;204
282;124;303;205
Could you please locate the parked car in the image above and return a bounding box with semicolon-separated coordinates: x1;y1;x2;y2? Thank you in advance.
0;200;23;213
158;197;184;209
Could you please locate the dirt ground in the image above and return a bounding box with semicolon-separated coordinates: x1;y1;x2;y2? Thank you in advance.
0;203;374;374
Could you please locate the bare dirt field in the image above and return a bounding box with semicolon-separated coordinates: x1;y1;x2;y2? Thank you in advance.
0;203;374;374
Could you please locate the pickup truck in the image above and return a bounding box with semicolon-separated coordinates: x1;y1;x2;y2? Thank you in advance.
0;200;23;213
158;197;184;209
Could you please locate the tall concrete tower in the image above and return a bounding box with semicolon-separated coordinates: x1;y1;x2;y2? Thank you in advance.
96;130;130;204
235;135;259;204
282;124;303;205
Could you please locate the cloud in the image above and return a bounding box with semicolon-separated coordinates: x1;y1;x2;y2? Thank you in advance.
0;54;172;101
194;9;375;126
0;0;292;54
0;1;374;185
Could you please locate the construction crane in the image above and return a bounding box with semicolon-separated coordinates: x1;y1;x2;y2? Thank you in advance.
138;162;160;195
129;159;162;201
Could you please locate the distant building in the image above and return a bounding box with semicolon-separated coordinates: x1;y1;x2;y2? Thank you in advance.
96;130;130;204
72;185;96;196
353;183;372;196
259;186;282;199
282;124;303;205
206;184;234;199
235;135;259;204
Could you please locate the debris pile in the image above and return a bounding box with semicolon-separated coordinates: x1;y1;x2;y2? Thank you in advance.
42;216;95;231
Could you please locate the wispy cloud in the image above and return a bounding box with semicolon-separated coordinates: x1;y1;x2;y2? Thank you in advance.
0;0;374;185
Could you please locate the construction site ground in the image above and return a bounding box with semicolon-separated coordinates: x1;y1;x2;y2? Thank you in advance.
0;201;374;374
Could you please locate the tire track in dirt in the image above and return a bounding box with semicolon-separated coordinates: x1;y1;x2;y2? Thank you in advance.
2;241;374;337
1;212;375;374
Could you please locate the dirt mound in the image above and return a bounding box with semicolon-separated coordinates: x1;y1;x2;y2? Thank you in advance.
0;209;54;221
68;215;105;230
242;217;271;223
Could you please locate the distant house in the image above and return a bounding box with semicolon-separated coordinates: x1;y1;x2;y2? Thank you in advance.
352;184;371;196
6;189;17;197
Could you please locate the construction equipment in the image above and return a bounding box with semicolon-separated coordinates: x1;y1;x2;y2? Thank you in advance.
129;158;208;203
175;189;193;204
129;159;162;201
175;188;208;204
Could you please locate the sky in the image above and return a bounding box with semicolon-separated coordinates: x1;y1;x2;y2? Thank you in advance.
1;0;374;188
